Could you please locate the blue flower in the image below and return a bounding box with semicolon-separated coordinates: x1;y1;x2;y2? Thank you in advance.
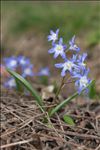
4;78;16;88
55;57;77;77
48;38;67;59
22;65;34;77
48;29;59;43
77;53;87;68
74;68;91;94
69;35;80;52
4;56;18;70
71;53;88;77
18;56;30;66
38;67;50;76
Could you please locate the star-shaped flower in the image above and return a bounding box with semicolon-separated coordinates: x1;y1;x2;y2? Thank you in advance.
47;29;59;43
77;53;87;68
55;57;77;77
38;67;50;76
48;38;67;59
74;68;91;94
18;56;30;66
69;35;80;52
4;78;16;88
4;56;18;70
22;65;34;77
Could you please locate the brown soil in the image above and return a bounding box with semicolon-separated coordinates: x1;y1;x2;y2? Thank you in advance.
1;89;100;150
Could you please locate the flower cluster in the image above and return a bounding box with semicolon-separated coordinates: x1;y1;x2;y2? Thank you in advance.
48;29;91;94
38;67;50;76
3;56;50;89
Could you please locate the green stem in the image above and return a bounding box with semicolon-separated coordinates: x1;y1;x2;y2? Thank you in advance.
49;80;93;117
55;77;65;99
50;92;78;117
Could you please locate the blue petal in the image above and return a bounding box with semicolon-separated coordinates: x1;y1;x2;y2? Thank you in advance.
55;63;63;68
69;35;75;45
47;35;52;41
61;68;66;77
63;44;67;50
56;29;59;34
71;35;75;44
48;48;55;54
82;53;87;62
75;46;80;52
75;80;79;87
54;52;59;58
50;30;54;34
60;52;66;59
78;87;82;94
38;67;50;76
83;68;90;76
59;37;63;44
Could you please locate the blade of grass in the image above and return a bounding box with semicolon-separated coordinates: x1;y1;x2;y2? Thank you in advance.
6;68;44;112
49;80;94;117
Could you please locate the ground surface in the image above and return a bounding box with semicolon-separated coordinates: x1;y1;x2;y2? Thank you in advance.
1;49;100;150
1;88;100;150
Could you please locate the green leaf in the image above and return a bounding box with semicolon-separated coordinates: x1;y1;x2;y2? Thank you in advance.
6;68;44;112
15;77;23;92
63;115;75;126
89;80;97;99
49;80;94;117
49;92;78;117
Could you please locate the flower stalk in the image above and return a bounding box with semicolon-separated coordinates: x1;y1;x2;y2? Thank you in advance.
55;76;65;99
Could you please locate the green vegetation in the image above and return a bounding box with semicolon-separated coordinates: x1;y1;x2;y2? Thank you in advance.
7;68;44;112
7;68;94;120
1;1;100;45
63;115;75;126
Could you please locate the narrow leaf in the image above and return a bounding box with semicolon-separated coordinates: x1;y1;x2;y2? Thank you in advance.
15;78;23;92
89;80;96;99
6;68;44;112
49;92;78;117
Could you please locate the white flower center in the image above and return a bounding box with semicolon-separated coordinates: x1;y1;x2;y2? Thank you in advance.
56;45;63;51
64;61;73;70
80;76;88;87
41;70;48;75
10;60;17;66
82;63;86;66
24;68;31;75
9;79;15;87
20;59;26;65
74;44;78;49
